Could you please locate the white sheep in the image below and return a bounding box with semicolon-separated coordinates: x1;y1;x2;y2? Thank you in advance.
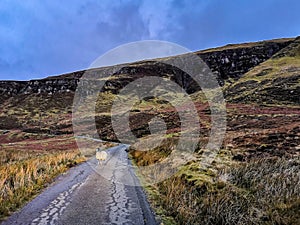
96;148;108;164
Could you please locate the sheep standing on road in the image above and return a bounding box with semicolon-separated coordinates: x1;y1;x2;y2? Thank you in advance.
96;148;108;165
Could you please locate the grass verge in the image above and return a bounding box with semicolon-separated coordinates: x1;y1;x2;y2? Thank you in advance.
132;146;300;225
0;148;85;221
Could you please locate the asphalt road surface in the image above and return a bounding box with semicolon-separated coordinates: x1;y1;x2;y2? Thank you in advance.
2;145;158;225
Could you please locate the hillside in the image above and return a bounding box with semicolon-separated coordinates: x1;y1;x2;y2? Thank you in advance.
225;37;300;105
1;37;300;224
0;37;294;136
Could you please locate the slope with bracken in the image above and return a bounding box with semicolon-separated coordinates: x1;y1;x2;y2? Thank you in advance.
129;38;300;224
222;37;300;160
0;37;294;139
1;37;300;224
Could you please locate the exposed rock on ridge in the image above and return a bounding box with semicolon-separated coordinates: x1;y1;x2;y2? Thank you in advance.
0;38;294;97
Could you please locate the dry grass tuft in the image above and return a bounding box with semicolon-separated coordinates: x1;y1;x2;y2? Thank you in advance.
0;148;84;221
140;156;300;225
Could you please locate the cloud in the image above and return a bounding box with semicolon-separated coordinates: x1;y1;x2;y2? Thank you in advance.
138;0;173;39
165;0;300;50
0;0;299;80
0;0;151;79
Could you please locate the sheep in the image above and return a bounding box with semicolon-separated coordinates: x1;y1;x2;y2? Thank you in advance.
96;148;108;165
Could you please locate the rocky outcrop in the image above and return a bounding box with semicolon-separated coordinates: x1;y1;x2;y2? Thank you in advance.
224;37;300;105
0;77;81;98
198;39;293;84
0;38;294;97
0;81;27;96
22;78;79;94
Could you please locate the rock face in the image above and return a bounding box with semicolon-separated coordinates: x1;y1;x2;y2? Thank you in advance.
0;77;80;98
0;38;294;97
225;37;300;105
198;40;293;84
0;81;27;96
22;79;79;94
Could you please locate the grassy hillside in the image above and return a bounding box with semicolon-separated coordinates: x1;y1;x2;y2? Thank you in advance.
0;37;299;224
225;37;300;105
130;38;300;224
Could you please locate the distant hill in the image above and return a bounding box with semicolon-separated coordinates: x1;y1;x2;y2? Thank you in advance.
225;37;300;105
0;37;294;97
0;37;298;140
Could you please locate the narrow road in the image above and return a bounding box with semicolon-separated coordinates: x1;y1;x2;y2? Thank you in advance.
2;145;158;225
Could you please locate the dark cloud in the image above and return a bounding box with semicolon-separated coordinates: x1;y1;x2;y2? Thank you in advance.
0;0;299;80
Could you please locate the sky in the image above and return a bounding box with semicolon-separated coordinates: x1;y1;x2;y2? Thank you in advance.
0;0;300;81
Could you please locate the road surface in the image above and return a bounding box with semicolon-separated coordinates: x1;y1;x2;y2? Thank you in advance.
2;145;158;225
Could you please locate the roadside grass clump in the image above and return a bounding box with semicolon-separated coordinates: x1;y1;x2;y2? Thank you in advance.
228;157;300;224
138;155;300;225
130;138;177;166
0;149;85;221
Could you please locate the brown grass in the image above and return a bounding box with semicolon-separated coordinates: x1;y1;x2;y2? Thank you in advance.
0;137;85;221
137;155;300;225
